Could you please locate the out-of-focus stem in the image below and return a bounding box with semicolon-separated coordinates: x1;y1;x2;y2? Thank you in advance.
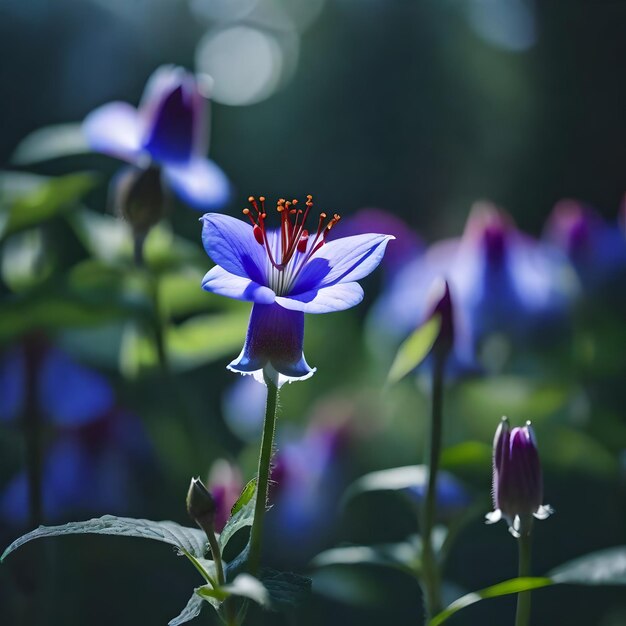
421;352;445;619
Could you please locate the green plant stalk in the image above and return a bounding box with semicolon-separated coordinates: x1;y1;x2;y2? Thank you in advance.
421;352;445;619
515;532;533;626
247;373;280;575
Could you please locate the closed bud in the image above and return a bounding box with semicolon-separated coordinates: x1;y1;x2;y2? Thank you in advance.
425;279;455;359
112;165;167;242
486;418;553;537
186;477;217;531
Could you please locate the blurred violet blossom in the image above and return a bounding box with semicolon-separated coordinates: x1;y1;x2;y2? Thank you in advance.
83;65;230;211
545;199;626;292
206;459;243;533
369;202;572;374
201;195;393;386
0;343;151;525
486;417;552;537
267;418;352;562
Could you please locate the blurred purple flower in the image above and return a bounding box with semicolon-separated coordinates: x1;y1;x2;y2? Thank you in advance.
486;417;552;537
545;199;626;292
369;202;572;373
406;471;471;521
83;65;230;211
201;196;393;386
1;410;150;525
0;343;152;525
267;420;351;560
207;459;244;533
0;344;114;427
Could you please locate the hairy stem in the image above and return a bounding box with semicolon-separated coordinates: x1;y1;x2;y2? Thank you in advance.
515;532;533;626
247;373;279;575
421;353;445;619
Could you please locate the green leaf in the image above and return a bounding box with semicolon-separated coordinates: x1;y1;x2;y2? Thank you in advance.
549;546;626;585
311;541;419;576
0;286;142;343
168;589;206;626
219;479;257;550
11;123;90;164
198;574;269;607
387;316;441;384
1;515;208;562
260;569;312;611
69;209;203;271
343;465;428;504
222;574;270;607
429;577;553;626
430;546;626;625
0;172;98;239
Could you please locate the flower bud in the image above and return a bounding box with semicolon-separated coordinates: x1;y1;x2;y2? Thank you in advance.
486;418;553;537
425;279;455;359
186;477;217;532
112;165;167;238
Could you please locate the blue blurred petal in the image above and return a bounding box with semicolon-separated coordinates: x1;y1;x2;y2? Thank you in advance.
222;376;266;442
163;158;230;211
144;83;195;163
0;348;25;423
83;102;143;161
38;349;115;427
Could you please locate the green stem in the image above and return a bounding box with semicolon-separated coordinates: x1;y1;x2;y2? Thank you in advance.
247;372;279;575
421;353;445;619
515;532;533;626
207;530;225;587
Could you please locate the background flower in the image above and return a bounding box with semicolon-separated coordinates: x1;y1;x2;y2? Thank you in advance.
83;65;230;211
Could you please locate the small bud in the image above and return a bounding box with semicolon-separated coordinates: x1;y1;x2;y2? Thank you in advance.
425;279;455;359
186;477;217;531
112;164;167;240
486;419;553;537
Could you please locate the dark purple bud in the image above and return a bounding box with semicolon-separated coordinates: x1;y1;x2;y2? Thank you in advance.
425;279;455;358
186;476;217;531
491;416;510;510
487;419;552;537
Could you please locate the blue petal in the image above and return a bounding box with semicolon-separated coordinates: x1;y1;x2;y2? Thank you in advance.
83;102;143;161
0;348;25;423
201;214;268;285
202;265;275;304
275;281;363;314
163;158;230;211
38;349;115;427
228;303;314;382
0;439;91;524
293;233;394;293
139;66;207;158
143;82;196;164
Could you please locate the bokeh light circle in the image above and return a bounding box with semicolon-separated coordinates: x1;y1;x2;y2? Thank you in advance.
195;26;284;106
